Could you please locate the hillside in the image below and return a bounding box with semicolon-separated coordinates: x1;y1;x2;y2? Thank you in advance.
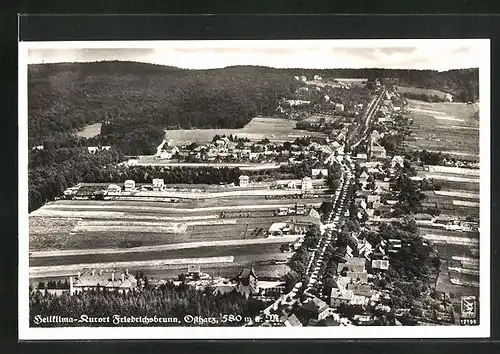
284;68;479;102
28;61;301;154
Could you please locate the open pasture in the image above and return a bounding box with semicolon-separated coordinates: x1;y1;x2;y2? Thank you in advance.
164;116;326;145
75;123;102;138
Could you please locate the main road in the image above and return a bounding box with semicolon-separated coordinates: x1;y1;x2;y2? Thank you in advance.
248;87;386;325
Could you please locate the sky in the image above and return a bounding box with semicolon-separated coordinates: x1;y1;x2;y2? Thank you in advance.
26;41;484;71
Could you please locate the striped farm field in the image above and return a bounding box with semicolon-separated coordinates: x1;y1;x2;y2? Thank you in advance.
424;165;480;176
433;190;479;199
30;242;287;267
417;172;479;184
452;200;480;207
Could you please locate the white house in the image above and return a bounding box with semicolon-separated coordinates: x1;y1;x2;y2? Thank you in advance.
32;145;44;151
445;93;454;102
239;175;250;187
87;147;99;154
301;177;313;191
124;180;136;191
334;103;345;112
391;155;405;168
311;169;328;178
152;178;165;191
107;184;122;193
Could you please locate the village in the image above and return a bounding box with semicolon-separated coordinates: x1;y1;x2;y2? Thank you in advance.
31;74;480;328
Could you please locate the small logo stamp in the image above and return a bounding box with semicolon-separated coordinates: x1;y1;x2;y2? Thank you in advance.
460;296;478;325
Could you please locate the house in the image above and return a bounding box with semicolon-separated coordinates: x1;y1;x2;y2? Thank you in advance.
370;130;381;143
311;169;328;178
337;257;366;274
374;181;390;191
445;93;454;102
101;146;111;151
298;296;331;323
330;288;355;307
313;74;322;81
124;180;136;192
256;269;283;281
356;153;368;163
388;239;402;253
367;194;381;204
370;143;386;159
69;269;137;295
212;284;237;295
371;259;390;270
152;178;165;191
294;76;300;81
32;145;44;150
286;99;311;107
391;155;405;168
357;239;373;260
107;184;122;193
267;221;309;237
346;283;374;299
284;313;303;327
239;175;250;187
187;264;201;275
87;146;99;154
301;177;313;191
359;171;370;182
334;103;345;112
300;75;307;82
236;268;259;297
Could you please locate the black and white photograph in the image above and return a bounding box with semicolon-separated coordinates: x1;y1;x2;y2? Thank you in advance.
18;39;490;339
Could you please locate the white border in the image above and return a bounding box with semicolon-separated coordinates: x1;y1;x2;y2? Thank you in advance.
18;39;491;340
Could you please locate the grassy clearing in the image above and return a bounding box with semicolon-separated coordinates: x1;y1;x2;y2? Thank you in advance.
164;116;325;144
395;85;449;99
75;123;102;138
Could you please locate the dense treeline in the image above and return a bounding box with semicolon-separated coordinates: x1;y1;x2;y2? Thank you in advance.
29;148;122;212
29;61;301;149
30;281;266;327
80;165;242;185
284;68;479;102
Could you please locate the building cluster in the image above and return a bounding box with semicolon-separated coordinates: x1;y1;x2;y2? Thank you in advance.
155;136;334;165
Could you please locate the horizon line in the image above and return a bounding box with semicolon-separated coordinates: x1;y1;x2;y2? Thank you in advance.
27;60;480;72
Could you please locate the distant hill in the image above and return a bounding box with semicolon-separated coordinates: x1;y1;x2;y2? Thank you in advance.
28;61;479;155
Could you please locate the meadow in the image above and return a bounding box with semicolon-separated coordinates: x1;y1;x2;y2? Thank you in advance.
394;85;450;99
164;116;326;145
406;99;479;156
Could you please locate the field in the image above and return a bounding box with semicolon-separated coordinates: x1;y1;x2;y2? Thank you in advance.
164;116;326;145
28;197;313;279
404;99;482;297
394;85;449;99
28;191;326;279
405;100;479;156
75;123;102;138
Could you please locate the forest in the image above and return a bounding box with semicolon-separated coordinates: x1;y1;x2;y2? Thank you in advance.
29;281;266;327
28;148;122;212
